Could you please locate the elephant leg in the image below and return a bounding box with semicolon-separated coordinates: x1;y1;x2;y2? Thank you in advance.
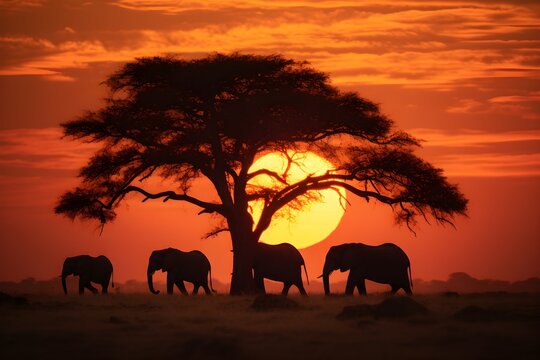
296;282;307;296
202;284;212;295
85;281;98;294
192;284;200;295
78;278;85;295
403;282;413;296
345;273;356;295
101;278;110;294
166;273;174;295
174;280;188;295
254;271;266;294
390;284;400;295
282;282;292;296
356;279;367;296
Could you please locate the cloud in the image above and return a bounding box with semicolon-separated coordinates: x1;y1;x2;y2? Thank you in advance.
410;128;540;147
0;127;538;192
0;0;537;90
433;153;540;177
489;91;540;103
63;27;76;34
445;91;540;119
0;36;54;48
408;128;540;176
111;0;540;13
0;128;97;172
0;0;45;10
0;128;98;206
447;99;486;114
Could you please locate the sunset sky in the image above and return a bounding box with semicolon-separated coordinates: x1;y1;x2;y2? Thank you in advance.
1;0;539;286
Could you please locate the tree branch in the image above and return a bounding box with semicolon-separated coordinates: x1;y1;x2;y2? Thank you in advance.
98;185;225;216
246;169;288;184
253;178;399;238
203;227;230;239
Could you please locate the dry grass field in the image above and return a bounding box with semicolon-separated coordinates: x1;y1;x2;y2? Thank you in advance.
1;292;539;360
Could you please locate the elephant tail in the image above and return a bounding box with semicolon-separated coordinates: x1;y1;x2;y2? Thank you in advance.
408;265;413;289
303;263;310;286
111;270;115;289
209;268;217;293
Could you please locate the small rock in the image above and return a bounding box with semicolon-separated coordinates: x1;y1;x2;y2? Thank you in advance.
453;305;502;322
336;304;375;320
108;315;127;324
374;296;428;319
357;319;375;327
0;291;28;305
181;336;244;360
337;297;428;320
251;294;299;311
442;291;460;298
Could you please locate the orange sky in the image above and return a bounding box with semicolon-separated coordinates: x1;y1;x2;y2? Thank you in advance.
0;0;539;284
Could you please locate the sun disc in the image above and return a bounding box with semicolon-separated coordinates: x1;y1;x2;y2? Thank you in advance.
248;151;346;249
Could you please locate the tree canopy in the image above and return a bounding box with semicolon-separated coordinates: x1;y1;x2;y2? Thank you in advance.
55;53;468;294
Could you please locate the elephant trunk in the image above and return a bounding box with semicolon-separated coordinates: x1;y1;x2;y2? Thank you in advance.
62;274;68;295
61;262;70;295
147;268;160;295
322;263;332;295
323;274;330;295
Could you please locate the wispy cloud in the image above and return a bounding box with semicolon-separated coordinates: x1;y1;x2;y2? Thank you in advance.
410;128;540;147
489;91;540;103
0;0;538;88
0;128;538;183
0;128;97;171
445;90;540;119
0;0;45;10
112;0;540;13
408;128;540;176
433;153;540;177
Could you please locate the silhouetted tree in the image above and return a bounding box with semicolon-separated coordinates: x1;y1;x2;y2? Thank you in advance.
55;53;468;295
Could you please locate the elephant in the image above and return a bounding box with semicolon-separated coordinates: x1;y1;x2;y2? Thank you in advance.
61;255;114;295
320;243;412;296
253;242;309;296
147;248;216;295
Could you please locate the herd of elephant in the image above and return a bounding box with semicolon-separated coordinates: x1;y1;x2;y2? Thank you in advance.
61;242;413;296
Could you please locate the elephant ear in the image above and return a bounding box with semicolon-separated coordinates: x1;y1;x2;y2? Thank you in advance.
340;250;358;272
69;258;80;276
162;252;177;272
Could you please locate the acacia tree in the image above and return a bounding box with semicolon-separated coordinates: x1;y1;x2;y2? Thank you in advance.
55;53;468;295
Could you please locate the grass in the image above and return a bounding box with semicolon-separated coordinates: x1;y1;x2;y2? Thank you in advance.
1;293;539;359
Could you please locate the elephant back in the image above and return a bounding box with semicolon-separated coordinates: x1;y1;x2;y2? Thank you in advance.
256;242;304;265
187;250;211;270
377;243;410;266
87;256;113;280
163;250;210;282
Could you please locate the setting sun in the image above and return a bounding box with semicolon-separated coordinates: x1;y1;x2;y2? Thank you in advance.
248;151;346;249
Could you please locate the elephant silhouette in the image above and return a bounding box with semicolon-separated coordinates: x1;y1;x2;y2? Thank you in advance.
147;248;216;295
61;255;114;295
254;242;309;296
320;243;412;296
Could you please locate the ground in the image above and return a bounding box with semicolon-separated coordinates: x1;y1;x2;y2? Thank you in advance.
1;293;539;360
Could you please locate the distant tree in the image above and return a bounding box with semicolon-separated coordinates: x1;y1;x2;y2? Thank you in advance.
55;53;468;295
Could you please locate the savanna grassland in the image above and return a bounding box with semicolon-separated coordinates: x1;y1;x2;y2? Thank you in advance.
1;292;539;360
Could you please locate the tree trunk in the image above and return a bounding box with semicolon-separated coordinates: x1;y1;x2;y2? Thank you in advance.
229;224;258;295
